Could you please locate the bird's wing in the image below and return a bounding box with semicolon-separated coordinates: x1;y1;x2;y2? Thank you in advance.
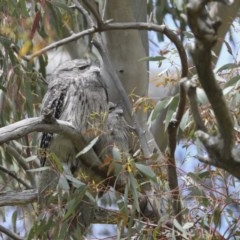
39;76;69;166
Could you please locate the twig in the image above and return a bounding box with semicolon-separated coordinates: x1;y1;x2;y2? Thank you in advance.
183;77;207;132
4;144;36;187
165;29;188;227
0;165;32;189
0;225;24;240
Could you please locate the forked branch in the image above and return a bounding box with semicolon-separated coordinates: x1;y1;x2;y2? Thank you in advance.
186;0;240;179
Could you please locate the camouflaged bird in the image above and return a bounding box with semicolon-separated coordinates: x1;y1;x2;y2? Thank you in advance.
38;59;108;197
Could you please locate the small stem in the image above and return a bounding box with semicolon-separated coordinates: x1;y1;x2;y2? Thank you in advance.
0;165;32;189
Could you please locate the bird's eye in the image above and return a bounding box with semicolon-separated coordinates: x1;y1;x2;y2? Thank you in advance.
109;106;115;111
78;64;89;70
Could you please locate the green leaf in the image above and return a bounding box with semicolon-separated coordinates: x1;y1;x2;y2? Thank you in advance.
58;174;70;191
167;95;180;110
164;109;175;131
112;145;122;161
173;0;184;11
0;84;6;92
213;208;221;228
180;108;190;131
51;1;71;11
163;95;180;130
173;219;188;238
27;166;50;172
183;31;194;38
151;97;171;121
183;222;194;229
25;155;38;162
76;136;99;158
223;86;234;95
11;210;18;233
49;152;63;172
65;174;85;188
216;63;239;72
138;56;166;62
0;36;13;47
135;163;157;182
224;75;240;88
129;173;140;212
63;186;87;221
196;88;208;105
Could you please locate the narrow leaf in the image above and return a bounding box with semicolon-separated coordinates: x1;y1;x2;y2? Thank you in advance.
138;56;166;62
27;166;50;172
151;97;171;121
217;63;239;72
135;163;157;182
129;173;140;212
76;136;99;158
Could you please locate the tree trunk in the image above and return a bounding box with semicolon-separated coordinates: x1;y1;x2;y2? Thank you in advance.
101;0;149;125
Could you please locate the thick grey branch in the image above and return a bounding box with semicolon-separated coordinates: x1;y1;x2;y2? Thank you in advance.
0;117;102;167
184;1;240;180
17;22;188;78
187;0;234;160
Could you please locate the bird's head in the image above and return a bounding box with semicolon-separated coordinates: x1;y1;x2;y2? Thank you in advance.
54;59;100;74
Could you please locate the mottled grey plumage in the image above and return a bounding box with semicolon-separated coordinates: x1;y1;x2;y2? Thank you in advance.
93;103;131;188
38;59;108;195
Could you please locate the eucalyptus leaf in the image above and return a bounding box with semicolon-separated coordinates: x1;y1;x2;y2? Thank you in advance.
27;166;51;172
138;56;166;62
25;155;38;162
129;173;140;212
65;174;85;188
76;136;99;158
180;108;190;131
151;97;171;121
59;174;70;191
217;63;239;72
196;88;209;105
224;75;240;88
135;163;157;182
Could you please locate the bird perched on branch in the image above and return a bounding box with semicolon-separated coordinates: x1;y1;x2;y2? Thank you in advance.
93;103;132;190
38;59;108;197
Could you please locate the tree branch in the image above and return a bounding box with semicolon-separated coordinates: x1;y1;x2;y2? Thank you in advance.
0;116;102;168
0;225;24;240
184;1;240;179
4;144;36;187
14;22;187;78
0;165;32;189
0;189;38;207
183;78;207;132
11;12;188;161
187;0;234;156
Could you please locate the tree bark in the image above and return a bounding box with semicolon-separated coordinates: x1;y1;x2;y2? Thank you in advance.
101;0;148;125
